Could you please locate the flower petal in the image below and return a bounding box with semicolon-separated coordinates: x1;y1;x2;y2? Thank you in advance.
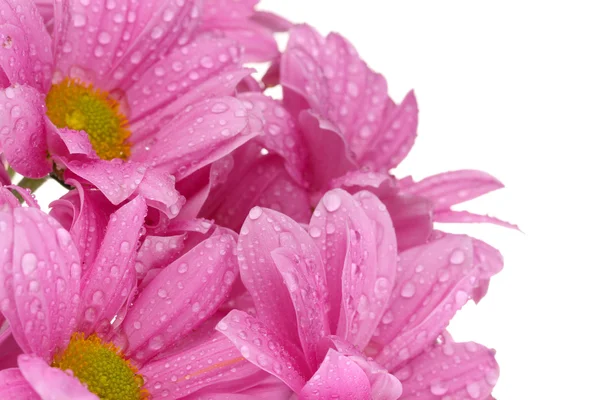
237;92;308;185
78;196;146;337
299;349;372;400
0;368;39;400
434;209;520;230
205;153;311;232
18;354;98;400
298;110;357;190
134;232;187;280
127;36;242;128
272;247;330;371
0;207;80;361
338;190;397;349
308;189;396;348
403;170;504;211
131;97;260;181
0;85;51;178
0;0;52;91
49;180;113;270
52;0;199;91
372;234;481;372
396;339;499;400
325;335;403;400
361;91;418;171
237;206;309;350
140;330;268;399
216;309;309;393
120;232;238;363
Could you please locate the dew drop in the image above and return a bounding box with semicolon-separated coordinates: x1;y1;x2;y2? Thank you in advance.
400;282;416;298
248;207;263;220
322;192;342;212
21;253;37;275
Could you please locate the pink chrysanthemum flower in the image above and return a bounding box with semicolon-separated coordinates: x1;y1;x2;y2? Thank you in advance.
183;24;515;251
0;187;291;399
0;0;278;218
216;189;500;399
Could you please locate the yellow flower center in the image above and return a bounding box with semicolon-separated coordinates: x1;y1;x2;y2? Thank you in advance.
51;333;147;400
46;78;131;160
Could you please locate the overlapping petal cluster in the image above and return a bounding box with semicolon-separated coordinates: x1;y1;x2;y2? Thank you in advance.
0;1;512;399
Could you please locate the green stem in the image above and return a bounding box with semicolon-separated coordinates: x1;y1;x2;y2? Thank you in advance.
7;166;15;180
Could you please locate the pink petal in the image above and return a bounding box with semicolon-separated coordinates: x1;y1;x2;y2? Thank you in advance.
131;97;260;181
127;36;242;127
49;180;112;270
272;247;330;371
34;0;53;27
325;335;403;400
237;92;308;185
0;207;80;362
332;171;434;251
4;186;40;209
201;0;279;62
472;239;504;303
140;330;267;399
309;189;396;347
0;368;39;400
196;376;293;399
402;170;504;211
397;340;499;399
434;209;520;230
0;0;52;91
0;333;21;369
216;309;309;393
0;186;20;208
130;68;252;143
251;11;293;32
120;232;238;363
337;190;397;349
78;196;147;337
18;355;98;400
372;235;480;372
134;233;187;280
299;349;372;400
52;0;199;91
0;85;51;178
298;110;357;190
61;158;184;218
237;207;309;350
206;154;311;232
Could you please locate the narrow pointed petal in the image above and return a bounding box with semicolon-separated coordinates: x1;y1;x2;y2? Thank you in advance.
0;207;80;361
308;189;396;348
78;196;147;336
0;85;51;178
299;349;372;400
237;206;310;349
272;247;330;370
0;0;53;91
373;235;481;372
216;310;309;393
140;331;267;399
403;170;504;211
18;355;98;400
434;209;520;230
134;233;187;279
472;239;504;303
0;368;39;400
361;91;418;171
396;340;499;400
121;232;238;363
338;191;397;349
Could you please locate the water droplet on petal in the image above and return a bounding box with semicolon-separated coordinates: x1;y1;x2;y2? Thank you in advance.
248;207;263;220
21;253;37;275
450;249;465;264
400;282;416;298
323;192;342;212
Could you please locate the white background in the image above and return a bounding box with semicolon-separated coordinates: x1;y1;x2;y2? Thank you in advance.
36;1;600;398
